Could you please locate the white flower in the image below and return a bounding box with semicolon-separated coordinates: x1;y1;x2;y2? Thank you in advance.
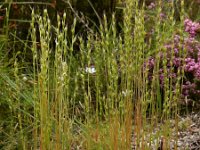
22;75;28;81
122;90;130;97
85;66;96;74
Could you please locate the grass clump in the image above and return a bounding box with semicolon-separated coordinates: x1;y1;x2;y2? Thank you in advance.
1;0;197;149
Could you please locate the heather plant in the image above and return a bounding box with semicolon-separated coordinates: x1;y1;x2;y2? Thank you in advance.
145;18;200;107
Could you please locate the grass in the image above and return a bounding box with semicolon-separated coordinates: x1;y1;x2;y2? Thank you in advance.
0;0;190;149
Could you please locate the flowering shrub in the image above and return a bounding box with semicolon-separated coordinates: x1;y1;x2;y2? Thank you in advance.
146;19;200;102
182;36;200;101
184;19;200;37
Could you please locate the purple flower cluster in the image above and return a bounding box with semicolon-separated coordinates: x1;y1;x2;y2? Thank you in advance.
182;35;200;99
145;19;200;101
185;57;200;80
148;2;156;9
185;58;197;72
182;81;196;96
184;19;200;37
184;37;200;80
